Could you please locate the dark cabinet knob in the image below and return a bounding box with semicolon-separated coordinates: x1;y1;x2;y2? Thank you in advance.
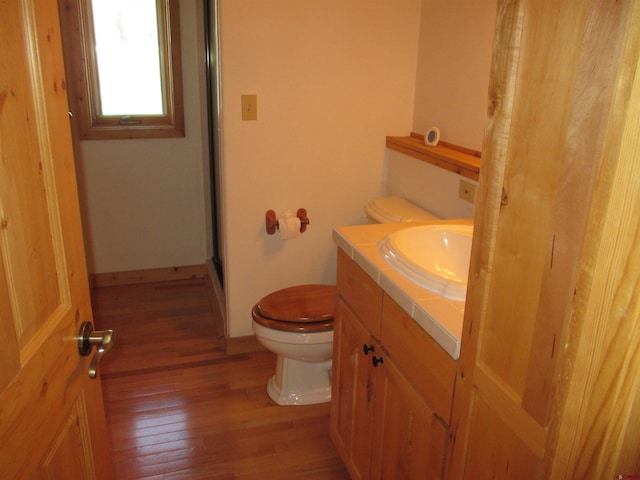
372;356;384;368
363;344;375;355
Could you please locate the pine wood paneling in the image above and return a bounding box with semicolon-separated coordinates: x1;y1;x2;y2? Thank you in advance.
0;0;114;476
462;395;540;479
547;1;640;475
449;0;640;478
93;278;349;479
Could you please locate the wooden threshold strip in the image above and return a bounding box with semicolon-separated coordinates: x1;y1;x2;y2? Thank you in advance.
386;132;481;181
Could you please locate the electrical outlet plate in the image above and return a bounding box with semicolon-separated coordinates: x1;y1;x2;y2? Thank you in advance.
458;180;476;204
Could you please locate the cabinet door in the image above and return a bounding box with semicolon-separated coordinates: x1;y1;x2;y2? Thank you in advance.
330;298;377;480
371;353;448;480
381;295;456;422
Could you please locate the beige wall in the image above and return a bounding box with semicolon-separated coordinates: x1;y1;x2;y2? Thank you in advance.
383;0;496;220
412;0;496;150
76;1;210;274
75;0;496;340
218;0;421;337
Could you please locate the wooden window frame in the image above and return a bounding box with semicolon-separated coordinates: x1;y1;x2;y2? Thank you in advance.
60;0;184;140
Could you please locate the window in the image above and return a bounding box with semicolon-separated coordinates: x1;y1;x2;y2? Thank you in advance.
59;0;184;139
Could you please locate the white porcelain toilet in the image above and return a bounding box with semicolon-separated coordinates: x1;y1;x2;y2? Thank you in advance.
252;284;336;406
252;196;438;406
364;195;439;224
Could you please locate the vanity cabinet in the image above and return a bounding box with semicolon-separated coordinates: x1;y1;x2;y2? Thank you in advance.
330;249;456;479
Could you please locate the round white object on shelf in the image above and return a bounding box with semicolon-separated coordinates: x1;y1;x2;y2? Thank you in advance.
424;127;440;146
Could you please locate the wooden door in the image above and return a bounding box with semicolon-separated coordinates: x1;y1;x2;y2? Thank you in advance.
448;0;640;478
0;0;115;478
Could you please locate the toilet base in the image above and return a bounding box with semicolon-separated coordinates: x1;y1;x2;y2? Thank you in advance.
267;356;332;406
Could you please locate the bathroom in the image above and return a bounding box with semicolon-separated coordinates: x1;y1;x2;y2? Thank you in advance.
75;0;496;346
2;0;638;476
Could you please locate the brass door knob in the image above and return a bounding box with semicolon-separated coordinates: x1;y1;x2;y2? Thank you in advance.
77;321;115;378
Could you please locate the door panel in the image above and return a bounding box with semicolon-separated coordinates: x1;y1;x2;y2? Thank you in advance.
41;394;95;479
447;0;637;478
462;395;540;479
0;0;114;478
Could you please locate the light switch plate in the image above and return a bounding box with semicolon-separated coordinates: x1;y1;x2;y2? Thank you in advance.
241;94;257;121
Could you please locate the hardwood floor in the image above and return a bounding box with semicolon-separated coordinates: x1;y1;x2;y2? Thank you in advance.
92;278;349;479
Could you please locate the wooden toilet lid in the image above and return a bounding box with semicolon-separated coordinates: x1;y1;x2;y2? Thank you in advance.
253;285;336;329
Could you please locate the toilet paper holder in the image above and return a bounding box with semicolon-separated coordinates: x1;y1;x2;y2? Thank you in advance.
265;208;309;235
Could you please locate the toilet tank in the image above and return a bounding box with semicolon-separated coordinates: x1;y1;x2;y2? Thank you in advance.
364;196;439;224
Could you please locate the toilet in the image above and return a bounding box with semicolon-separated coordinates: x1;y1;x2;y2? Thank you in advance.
252;284;337;406
252;196;438;406
364;195;439;224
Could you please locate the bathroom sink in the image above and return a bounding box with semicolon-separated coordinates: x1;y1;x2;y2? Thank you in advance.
379;224;473;301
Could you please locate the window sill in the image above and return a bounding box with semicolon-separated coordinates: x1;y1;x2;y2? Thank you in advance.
386;132;481;181
80;121;185;140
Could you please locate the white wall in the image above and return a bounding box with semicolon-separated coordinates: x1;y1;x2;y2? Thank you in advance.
74;0;496;341
386;150;477;220
217;0;422;337
75;1;210;274
382;0;497;222
412;0;497;151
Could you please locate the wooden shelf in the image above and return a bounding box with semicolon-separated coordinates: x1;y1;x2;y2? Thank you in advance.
386;132;481;181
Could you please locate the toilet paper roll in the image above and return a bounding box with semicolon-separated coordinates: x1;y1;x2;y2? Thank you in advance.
278;211;301;240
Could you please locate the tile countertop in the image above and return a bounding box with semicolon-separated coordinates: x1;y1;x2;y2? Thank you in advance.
333;218;474;360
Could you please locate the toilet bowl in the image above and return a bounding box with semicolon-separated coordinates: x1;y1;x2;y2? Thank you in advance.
253;196;437;406
252;284;336;406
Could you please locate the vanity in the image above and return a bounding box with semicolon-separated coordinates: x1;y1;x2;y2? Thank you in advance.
330;0;640;475
330;219;471;479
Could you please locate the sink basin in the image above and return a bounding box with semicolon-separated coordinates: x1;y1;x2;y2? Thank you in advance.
379;224;473;301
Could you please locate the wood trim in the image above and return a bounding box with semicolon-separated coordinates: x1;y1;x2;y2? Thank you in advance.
386;132;481;181
91;265;208;288
58;0;184;140
223;335;267;355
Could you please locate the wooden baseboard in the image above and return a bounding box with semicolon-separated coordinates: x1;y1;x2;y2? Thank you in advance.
224;335;267;355
91;265;208;288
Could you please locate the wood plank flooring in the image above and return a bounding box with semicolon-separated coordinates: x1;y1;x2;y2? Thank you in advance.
92;278;349;479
